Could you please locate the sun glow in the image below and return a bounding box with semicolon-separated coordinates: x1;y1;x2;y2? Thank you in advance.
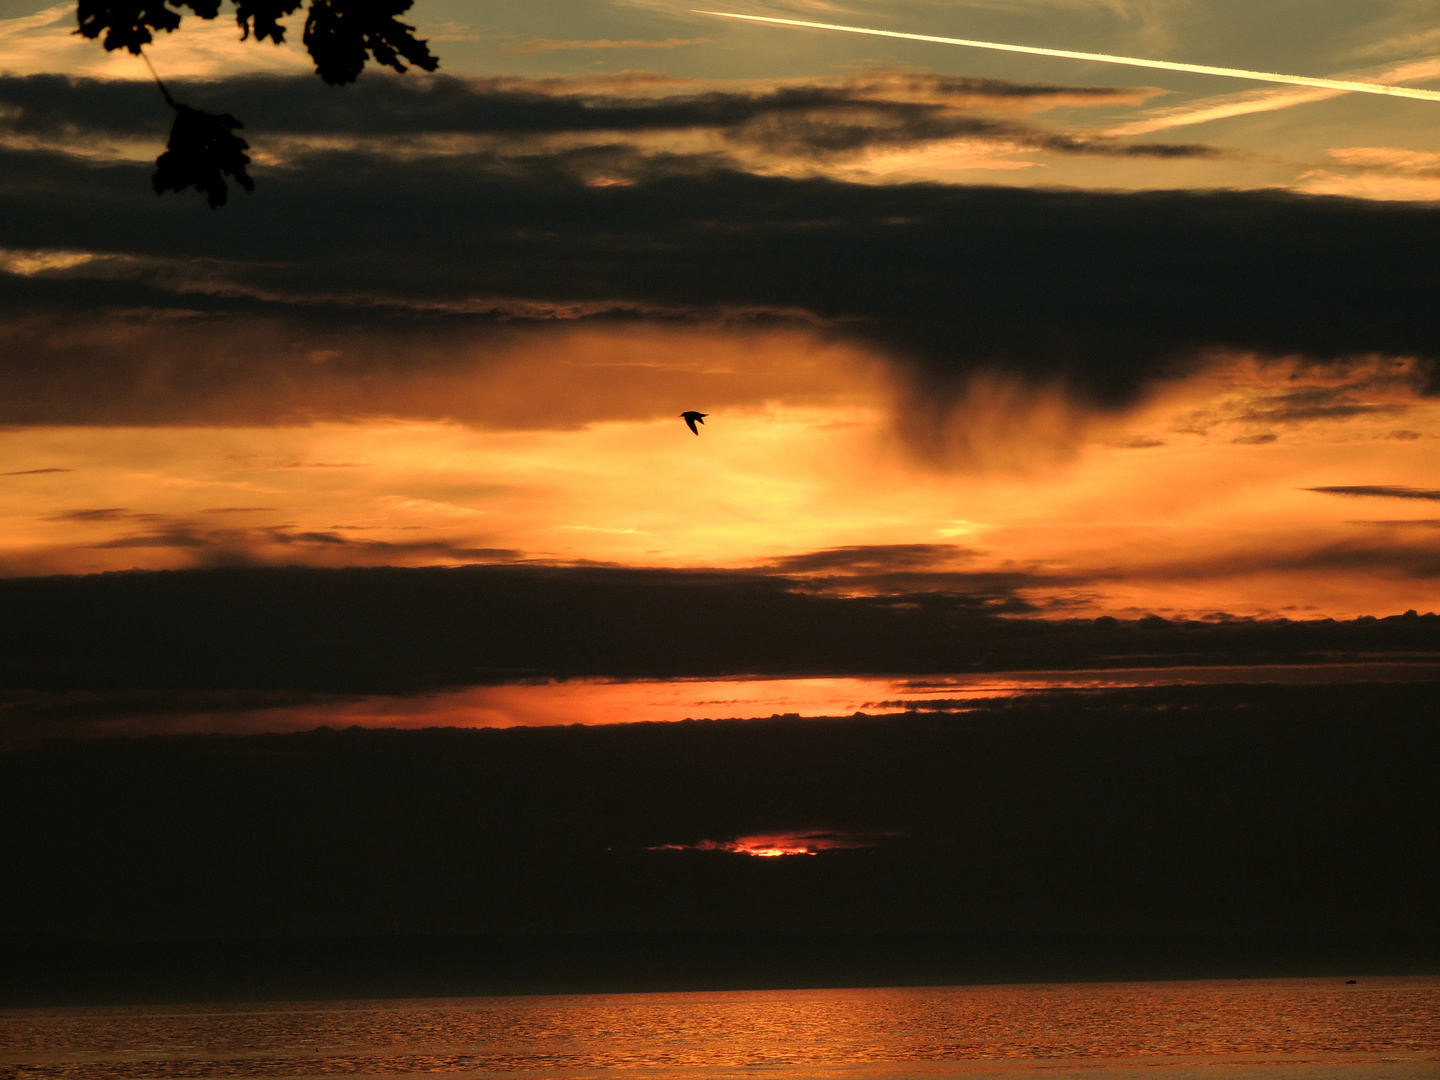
1;327;1437;619
650;831;886;857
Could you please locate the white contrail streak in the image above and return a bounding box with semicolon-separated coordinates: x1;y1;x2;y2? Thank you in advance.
696;10;1440;102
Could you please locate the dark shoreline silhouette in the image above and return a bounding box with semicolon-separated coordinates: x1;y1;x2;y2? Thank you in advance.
1;566;1437;696
2;687;1435;1000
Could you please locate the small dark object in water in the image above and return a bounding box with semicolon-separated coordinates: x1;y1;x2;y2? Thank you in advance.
1346;979;1357;984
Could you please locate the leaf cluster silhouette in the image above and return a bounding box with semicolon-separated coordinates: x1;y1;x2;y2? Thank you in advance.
152;102;254;207
74;0;438;205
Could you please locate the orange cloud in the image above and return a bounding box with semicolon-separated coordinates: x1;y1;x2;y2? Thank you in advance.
2;341;1438;619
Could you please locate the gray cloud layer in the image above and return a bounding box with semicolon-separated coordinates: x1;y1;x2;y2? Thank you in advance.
1;72;1438;421
0;71;1154;144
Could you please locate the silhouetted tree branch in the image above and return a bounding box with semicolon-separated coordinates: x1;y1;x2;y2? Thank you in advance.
135;53;252;207
75;0;438;206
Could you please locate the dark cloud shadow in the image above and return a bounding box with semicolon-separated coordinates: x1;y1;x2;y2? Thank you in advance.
1307;485;1440;501
44;508;133;522
763;543;981;575
1240;386;1411;424
3;132;1439;424
1;565;1437;697
0;71;1155;147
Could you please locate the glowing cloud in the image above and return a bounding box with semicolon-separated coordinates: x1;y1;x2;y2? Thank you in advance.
697;11;1440;103
650;831;889;857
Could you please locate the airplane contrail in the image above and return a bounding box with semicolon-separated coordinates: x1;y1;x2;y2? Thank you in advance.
696;11;1440;103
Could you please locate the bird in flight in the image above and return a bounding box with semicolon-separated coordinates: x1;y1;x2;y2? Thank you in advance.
681;411;707;435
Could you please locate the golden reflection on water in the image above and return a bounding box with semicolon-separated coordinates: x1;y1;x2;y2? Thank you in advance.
1;979;1437;1079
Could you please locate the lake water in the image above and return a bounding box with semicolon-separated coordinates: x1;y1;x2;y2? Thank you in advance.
2;978;1437;1079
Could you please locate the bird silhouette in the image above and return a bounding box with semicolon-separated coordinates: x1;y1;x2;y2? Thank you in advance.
681;411;707;435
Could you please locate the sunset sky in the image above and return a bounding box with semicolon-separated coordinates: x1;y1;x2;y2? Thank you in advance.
3;0;1440;622
2;0;1440;991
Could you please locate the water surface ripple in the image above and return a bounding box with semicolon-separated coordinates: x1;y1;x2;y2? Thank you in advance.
1;978;1436;1079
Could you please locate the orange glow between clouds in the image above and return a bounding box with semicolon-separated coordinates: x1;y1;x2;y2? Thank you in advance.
18;665;1440;740
313;662;1439;729
1;327;1437;619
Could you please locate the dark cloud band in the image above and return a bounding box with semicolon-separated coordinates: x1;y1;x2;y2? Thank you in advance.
1308;485;1440;501
0;71;1146;139
2;72;1439;415
2;151;1438;412
1;565;1436;694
